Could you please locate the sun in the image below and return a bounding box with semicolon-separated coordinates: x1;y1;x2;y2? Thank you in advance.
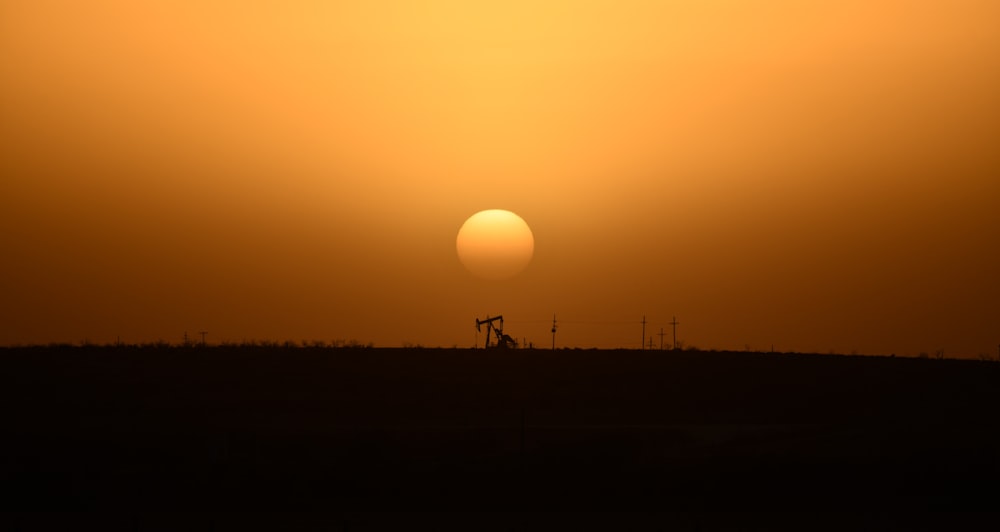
456;210;534;280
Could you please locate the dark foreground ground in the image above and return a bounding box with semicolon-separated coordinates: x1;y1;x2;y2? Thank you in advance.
2;346;999;529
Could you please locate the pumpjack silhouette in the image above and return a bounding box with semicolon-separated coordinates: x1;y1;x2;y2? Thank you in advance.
476;315;518;349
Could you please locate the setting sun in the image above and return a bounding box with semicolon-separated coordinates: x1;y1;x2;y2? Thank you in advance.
456;209;534;281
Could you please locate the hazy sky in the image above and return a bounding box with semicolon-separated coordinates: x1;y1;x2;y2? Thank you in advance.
2;1;998;356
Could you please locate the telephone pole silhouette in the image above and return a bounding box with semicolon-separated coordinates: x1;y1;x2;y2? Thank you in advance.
658;328;666;351
670;316;680;350
199;331;208;346
551;314;557;350
641;315;646;350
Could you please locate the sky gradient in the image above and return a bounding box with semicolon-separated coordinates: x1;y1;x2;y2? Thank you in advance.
2;1;998;356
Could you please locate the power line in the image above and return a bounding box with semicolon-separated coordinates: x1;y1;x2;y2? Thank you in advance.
509;319;643;325
489;316;661;350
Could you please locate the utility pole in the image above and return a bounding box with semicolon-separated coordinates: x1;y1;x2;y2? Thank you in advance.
551;314;557;350
641;315;646;351
670;316;680;350
658;328;666;351
648;336;655;350
199;331;208;346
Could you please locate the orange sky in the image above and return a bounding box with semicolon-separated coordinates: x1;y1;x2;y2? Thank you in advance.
2;1;998;356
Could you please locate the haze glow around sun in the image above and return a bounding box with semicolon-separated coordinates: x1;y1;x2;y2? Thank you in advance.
1;1;998;354
456;210;534;280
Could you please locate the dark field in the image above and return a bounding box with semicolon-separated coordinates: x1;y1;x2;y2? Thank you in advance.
2;346;999;527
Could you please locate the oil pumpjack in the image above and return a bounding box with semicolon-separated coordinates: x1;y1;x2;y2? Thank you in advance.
476;315;518;349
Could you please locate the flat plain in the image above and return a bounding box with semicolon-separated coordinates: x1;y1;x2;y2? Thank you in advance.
2;346;998;526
